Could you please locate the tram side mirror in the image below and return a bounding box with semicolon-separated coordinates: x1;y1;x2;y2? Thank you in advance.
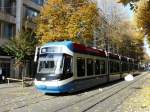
34;46;40;62
124;74;134;81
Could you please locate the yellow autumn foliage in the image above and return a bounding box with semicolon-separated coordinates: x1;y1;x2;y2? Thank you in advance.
67;4;99;39
36;0;100;44
134;0;150;37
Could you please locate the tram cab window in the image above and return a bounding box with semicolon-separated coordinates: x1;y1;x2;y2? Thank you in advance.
38;60;56;74
95;60;100;75
38;54;62;74
87;58;94;76
77;57;85;77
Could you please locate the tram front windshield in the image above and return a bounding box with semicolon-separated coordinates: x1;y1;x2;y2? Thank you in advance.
37;54;63;74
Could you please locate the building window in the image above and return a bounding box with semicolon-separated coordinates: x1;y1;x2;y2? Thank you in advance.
3;0;16;16
0;22;1;38
1;62;10;78
77;57;85;77
3;23;14;39
24;6;39;20
31;0;45;5
4;0;11;13
0;1;2;11
87;58;93;76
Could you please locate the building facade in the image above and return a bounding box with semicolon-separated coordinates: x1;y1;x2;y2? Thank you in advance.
0;0;45;78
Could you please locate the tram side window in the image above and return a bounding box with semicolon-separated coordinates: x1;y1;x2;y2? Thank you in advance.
63;55;72;74
117;62;120;72
113;62;116;73
95;60;100;75
128;63;131;71
130;63;133;70
135;64;138;70
61;55;73;80
122;63;125;72
100;60;106;74
128;63;130;71
114;62;119;73
122;62;127;72
77;57;85;77
130;64;132;70
109;61;113;73
87;58;94;76
125;64;127;71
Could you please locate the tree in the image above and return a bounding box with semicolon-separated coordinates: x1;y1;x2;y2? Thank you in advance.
36;0;100;44
117;0;139;5
117;0;150;37
3;29;38;78
97;0;133;53
134;0;150;37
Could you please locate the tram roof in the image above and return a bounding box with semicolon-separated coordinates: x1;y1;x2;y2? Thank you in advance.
128;58;134;62
43;41;73;50
73;43;106;57
108;52;120;60
120;56;128;61
42;41;106;57
42;41;137;61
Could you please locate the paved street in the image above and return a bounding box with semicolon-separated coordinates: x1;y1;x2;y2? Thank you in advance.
0;72;149;112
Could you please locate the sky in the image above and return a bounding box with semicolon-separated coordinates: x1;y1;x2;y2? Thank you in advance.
124;4;133;18
96;0;150;57
144;36;150;57
96;0;133;20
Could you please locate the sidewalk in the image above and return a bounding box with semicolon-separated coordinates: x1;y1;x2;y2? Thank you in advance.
0;82;21;89
116;72;150;112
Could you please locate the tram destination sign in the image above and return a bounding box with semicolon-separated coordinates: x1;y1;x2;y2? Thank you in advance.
41;47;61;53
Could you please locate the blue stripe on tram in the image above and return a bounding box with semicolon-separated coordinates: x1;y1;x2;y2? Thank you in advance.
36;82;74;93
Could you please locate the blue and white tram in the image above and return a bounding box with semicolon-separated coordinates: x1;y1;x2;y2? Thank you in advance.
34;41;138;93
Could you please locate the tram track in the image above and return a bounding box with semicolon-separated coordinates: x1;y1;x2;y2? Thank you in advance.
0;88;59;112
0;76;122;109
83;77;144;112
83;72;147;112
0;72;148;112
54;72;148;112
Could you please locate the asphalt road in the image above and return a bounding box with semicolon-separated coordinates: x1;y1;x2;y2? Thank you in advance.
0;72;149;112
